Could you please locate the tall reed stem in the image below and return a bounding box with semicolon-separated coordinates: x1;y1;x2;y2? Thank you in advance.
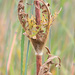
36;55;42;75
21;29;25;75
7;32;17;74
35;0;42;75
35;1;41;25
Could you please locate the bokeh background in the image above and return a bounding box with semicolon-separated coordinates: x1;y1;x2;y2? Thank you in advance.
0;0;75;75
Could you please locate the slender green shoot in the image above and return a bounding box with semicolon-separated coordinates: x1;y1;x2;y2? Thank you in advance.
21;28;25;75
24;40;30;75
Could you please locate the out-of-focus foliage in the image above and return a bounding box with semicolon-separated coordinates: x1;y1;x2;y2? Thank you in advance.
0;0;75;75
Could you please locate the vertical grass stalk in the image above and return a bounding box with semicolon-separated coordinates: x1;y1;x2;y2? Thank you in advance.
36;55;42;75
6;32;17;75
49;0;53;51
24;40;30;75
21;29;25;75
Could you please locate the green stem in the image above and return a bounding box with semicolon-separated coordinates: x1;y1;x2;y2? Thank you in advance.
24;40;30;75
21;28;25;75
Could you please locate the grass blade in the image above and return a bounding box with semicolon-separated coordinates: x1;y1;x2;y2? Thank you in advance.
21;29;25;75
48;0;53;51
49;27;51;51
6;32;17;75
24;40;30;75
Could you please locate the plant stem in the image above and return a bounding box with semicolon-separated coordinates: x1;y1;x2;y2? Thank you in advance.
72;63;74;75
36;55;42;75
35;0;42;75
21;29;25;75
24;40;30;75
7;32;17;74
35;0;41;25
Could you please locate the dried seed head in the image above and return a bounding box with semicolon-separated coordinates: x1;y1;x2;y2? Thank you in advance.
18;0;61;55
38;47;61;75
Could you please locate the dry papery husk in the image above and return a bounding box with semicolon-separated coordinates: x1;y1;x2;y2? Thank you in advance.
38;47;61;75
18;0;61;55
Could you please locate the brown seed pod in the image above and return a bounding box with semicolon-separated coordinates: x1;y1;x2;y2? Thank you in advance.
18;0;51;55
18;0;28;31
30;0;51;55
18;0;61;55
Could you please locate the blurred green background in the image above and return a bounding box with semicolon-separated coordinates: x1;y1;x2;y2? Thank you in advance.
0;0;75;75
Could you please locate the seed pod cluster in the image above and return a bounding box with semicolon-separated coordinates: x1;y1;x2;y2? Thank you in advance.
18;0;61;55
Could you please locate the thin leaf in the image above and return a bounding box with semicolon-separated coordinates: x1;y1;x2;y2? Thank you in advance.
21;28;25;75
24;40;30;75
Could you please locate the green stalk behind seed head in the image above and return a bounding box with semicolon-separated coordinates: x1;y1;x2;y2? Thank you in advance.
24;0;34;75
24;40;30;75
21;28;25;75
